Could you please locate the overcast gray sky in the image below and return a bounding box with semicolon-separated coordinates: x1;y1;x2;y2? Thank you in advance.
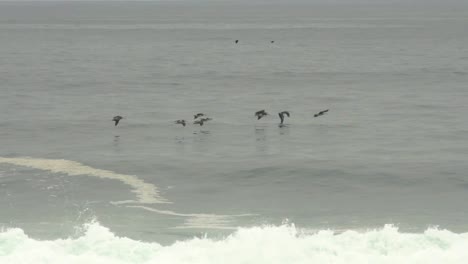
0;0;466;3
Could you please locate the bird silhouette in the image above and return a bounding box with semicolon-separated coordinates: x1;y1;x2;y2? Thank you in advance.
112;116;123;126
255;110;269;120
314;109;329;117
278;111;290;124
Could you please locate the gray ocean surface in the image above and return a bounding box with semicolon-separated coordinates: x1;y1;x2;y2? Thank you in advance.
1;1;468;244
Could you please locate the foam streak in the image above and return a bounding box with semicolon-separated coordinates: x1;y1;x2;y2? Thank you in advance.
128;205;253;229
0;157;169;204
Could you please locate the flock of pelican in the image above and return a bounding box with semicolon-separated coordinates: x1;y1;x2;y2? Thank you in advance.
175;113;213;127
111;39;332;128
112;109;329;127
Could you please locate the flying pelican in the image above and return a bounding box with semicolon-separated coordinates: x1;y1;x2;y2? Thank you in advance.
112;116;123;126
194;117;212;126
194;119;205;126
194;113;205;119
255;110;268;120
175;120;186;127
278;111;290;124
314;109;329;117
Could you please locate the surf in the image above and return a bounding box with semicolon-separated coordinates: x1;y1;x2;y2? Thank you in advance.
1;222;467;264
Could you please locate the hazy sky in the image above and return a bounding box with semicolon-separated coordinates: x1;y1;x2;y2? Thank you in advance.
0;0;467;11
0;0;466;3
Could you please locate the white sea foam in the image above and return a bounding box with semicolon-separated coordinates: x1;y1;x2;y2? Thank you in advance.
1;222;468;264
0;157;168;204
0;157;248;229
128;205;253;229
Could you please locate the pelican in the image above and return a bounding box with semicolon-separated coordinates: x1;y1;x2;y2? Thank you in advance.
194;113;205;119
194;119;205;126
255;110;268;120
278;111;290;124
112;116;123;126
175;120;186;127
194;117;212;126
314;109;329;117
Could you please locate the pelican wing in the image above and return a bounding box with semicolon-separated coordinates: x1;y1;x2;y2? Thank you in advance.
278;113;284;124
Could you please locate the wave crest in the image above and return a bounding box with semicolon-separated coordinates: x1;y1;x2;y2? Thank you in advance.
1;222;468;264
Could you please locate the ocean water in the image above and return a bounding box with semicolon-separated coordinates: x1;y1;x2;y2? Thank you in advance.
1;1;468;263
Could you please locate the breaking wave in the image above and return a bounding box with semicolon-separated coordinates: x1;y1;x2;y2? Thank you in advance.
1;222;467;264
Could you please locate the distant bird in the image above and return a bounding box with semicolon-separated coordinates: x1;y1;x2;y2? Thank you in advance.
235;40;239;44
194;113;205;119
271;41;275;43
255;110;269;120
112;116;123;126
193;118;205;126
278;111;290;124
175;120;186;127
314;109;329;117
194;117;212;126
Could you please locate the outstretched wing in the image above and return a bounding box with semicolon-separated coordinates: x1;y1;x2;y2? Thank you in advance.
278;113;284;124
114;119;120;126
255;110;265;116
